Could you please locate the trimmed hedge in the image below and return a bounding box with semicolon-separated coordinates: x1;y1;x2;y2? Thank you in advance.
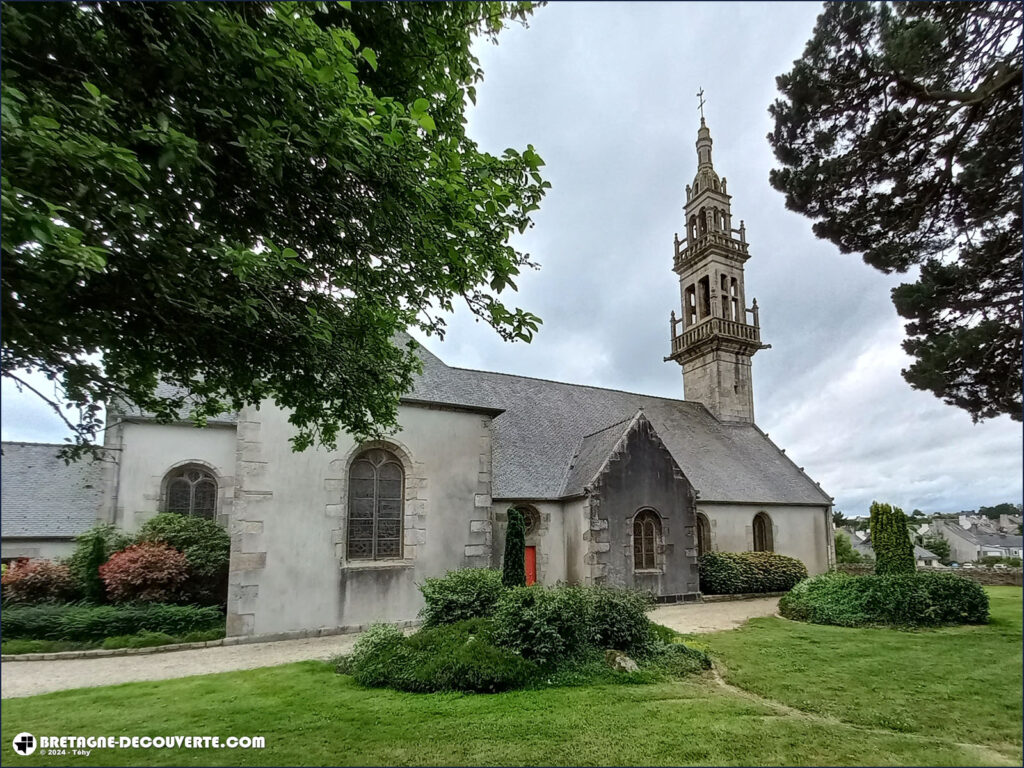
699;551;808;595
778;571;990;628
1;602;224;641
418;568;504;627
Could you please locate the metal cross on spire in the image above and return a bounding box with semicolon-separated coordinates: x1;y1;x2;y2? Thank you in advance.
696;87;706;120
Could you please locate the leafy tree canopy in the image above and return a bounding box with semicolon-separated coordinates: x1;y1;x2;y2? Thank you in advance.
976;502;1023;520
769;1;1022;422
1;1;548;457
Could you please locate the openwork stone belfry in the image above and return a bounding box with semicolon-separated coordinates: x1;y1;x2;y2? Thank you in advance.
667;116;769;422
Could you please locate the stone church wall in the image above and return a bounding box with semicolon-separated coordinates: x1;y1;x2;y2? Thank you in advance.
102;420;237;532
226;402;493;637
697;502;832;574
585;417;700;599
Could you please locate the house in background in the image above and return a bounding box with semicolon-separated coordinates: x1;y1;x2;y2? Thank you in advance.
932;519;1023;563
0;442;104;563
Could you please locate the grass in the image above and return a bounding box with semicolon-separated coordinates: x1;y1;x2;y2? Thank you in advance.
1;588;1019;766
701;586;1022;752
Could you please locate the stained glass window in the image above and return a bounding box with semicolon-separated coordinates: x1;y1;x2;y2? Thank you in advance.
633;509;661;571
347;449;404;560
164;466;217;519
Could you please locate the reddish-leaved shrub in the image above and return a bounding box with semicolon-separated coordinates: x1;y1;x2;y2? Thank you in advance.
0;559;78;603
99;543;189;603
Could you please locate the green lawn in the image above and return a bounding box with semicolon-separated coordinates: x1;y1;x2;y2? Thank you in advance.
2;587;1020;767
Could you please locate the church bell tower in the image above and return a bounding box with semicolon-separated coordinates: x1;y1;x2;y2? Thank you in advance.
666;108;767;423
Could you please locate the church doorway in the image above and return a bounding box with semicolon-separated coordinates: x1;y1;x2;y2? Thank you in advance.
525;546;537;586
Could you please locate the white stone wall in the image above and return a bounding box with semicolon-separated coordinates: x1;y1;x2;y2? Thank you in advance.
696;503;832;574
104;421;238;532
0;539;76;561
226;401;492;637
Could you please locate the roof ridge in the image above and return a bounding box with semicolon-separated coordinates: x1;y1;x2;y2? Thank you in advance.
445;364;698;406
578;414;636;441
1;441;87;449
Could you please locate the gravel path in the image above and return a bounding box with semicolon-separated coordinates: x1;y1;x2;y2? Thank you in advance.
650;596;780;634
2;598;779;699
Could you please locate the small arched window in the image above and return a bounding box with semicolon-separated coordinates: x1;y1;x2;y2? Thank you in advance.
347;448;404;560
696;513;711;557
164;465;217;519
633;509;662;571
753;512;774;552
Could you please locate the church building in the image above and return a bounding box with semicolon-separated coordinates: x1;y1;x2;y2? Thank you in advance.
1;118;834;638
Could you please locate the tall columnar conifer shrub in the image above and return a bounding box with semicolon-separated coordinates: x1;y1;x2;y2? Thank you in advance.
502;508;526;588
869;501;916;575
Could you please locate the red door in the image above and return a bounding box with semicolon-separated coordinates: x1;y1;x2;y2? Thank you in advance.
524;546;537;586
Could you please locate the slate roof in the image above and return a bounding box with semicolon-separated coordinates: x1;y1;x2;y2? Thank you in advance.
561;415;637;498
1;442;103;538
52;337;831;513
110;381;238;423
406;342;832;505
952;524;1024;550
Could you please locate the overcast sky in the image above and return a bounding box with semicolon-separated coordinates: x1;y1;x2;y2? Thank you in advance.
2;1;1021;516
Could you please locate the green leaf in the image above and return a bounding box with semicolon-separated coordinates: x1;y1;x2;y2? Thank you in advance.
83;81;101;99
361;48;378;71
29;115;60;130
412;98;430;116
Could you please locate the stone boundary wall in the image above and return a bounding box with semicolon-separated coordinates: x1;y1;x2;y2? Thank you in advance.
835;563;1023;586
1;619;421;663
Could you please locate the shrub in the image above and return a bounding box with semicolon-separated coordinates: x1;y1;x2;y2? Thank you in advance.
1;639;99;655
99;542;189;603
699;551;808;595
418;568;505;627
346;619;538;693
869;501;915;575
66;524;133;602
587;585;654;656
835;531;868;564
502;508;526;587
491;585;593;664
0;559;78;604
102;630;177;650
1;602;224;641
136;513;231;605
779;571;989;628
649;641;713;677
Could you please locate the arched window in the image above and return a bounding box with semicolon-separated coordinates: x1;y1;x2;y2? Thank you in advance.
753;512;774;552
347;448;404;560
633;509;662;571
696;513;711;557
164;465;217;519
